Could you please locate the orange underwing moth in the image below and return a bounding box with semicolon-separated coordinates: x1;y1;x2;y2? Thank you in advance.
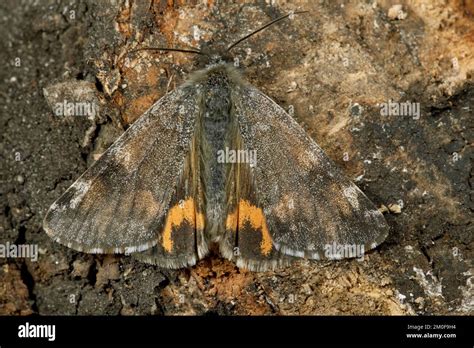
43;12;389;271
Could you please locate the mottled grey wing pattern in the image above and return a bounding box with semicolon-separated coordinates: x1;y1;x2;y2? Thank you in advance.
43;86;202;254
232;85;389;260
219;117;295;271
132;127;209;268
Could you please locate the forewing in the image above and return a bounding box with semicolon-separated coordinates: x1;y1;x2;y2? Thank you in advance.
43;86;202;254
220;124;294;271
231;85;389;260
132;122;208;268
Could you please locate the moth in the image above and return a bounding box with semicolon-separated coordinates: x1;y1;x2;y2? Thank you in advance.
43;12;389;271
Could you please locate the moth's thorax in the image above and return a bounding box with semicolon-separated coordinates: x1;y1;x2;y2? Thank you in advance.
203;70;231;120
185;61;245;90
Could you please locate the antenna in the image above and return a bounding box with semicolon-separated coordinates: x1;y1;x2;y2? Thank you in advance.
127;47;203;55
118;46;203;66
227;11;308;52
118;10;307;65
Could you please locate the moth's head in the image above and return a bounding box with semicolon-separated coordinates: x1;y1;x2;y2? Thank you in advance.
195;41;234;68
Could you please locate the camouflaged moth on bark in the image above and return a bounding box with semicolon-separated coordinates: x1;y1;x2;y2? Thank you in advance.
43;12;389;271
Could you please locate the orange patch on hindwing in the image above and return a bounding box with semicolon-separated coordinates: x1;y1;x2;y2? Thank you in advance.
162;197;204;252
226;200;273;256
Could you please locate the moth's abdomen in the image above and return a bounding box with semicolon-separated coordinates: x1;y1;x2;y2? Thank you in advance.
201;71;232;239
